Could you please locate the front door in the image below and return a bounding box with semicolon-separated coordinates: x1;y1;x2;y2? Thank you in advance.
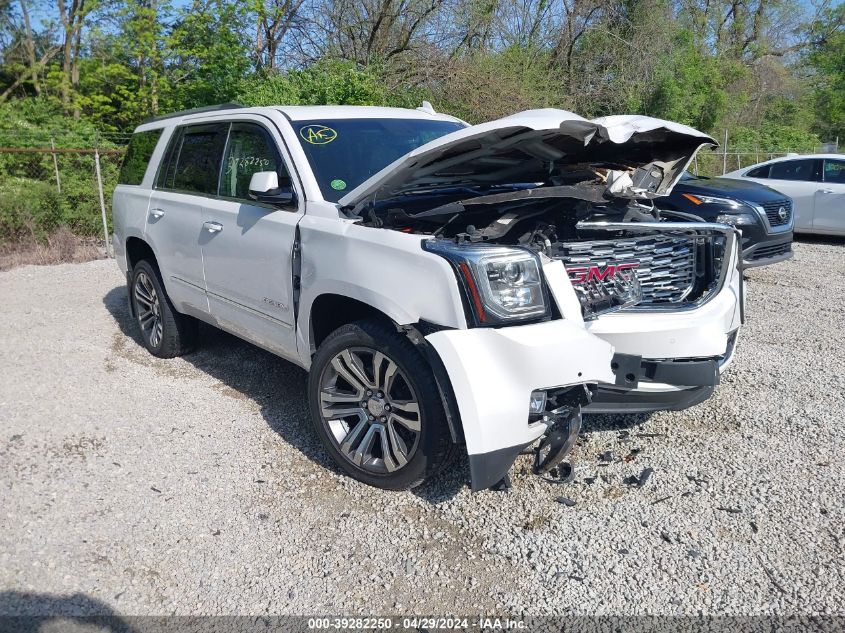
764;158;820;232
814;159;845;234
200;120;302;360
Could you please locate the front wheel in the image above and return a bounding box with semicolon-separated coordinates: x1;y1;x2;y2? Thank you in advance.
308;319;454;490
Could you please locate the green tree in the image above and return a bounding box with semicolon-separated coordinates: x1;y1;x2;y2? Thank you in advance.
644;30;745;131
806;4;845;143
162;0;252;110
236;59;424;108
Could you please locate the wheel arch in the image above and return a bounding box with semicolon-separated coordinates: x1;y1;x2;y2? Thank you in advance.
308;293;394;353
302;292;464;445
126;236;157;272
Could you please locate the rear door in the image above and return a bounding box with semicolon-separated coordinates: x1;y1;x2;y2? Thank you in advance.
146;123;229;315
199;119;302;360
814;159;845;235
763;159;821;231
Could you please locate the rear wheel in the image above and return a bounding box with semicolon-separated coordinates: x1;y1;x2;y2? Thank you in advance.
308;319;454;490
130;259;196;358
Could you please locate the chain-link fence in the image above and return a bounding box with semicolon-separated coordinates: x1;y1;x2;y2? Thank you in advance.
692;133;840;177
0;145;125;255
694;148;807;177
0;129;839;257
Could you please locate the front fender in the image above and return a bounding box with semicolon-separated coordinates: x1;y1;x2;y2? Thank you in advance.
296;214;467;367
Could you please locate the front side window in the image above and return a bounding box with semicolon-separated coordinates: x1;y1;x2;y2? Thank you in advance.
119;129;163;185
158;123;229;194
292;118;465;202
823;159;845;184
769;159;816;181
219;123;289;200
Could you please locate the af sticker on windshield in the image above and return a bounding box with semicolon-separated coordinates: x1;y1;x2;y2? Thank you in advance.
330;179;347;191
300;125;337;145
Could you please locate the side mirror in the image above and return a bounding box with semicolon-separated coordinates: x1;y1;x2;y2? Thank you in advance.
248;171;296;208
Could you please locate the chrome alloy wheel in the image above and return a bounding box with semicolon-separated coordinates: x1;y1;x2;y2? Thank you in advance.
318;347;422;474
134;271;163;349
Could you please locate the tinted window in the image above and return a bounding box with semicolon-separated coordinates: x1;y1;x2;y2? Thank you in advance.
769;160;815;181
155;129;181;189
159;123;229;194
746;165;770;178
293;118;465;202
824;159;845;184
119;129;163;185
220;123;289;200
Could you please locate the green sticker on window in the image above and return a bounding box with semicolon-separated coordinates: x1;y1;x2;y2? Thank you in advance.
330;179;347;191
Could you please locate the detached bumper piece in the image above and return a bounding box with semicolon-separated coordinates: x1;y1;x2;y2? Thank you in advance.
608;352;720;389
585;353;720;414
425;318;615;492
468;385;593;491
586;385;715;414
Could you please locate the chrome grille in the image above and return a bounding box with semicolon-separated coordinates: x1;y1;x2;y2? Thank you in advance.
554;235;696;304
761;199;792;226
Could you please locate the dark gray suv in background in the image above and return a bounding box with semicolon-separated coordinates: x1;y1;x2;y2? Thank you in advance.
658;172;794;267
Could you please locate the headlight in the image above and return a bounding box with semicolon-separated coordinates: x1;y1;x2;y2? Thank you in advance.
716;213;758;226
682;193;744;208
424;240;548;325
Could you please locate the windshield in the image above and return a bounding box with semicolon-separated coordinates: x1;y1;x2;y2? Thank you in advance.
292;118;465;202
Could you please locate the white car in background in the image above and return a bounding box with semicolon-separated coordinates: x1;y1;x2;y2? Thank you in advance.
723;154;845;236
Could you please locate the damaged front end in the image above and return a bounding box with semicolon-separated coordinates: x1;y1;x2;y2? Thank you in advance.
336;110;733;489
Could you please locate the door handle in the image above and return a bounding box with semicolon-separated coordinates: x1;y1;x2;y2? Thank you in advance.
203;221;223;233
149;208;165;219
820;189;835;194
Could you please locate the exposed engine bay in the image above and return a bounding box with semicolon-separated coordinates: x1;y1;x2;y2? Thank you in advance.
337;112;725;319
356;170;662;246
356;168;726;319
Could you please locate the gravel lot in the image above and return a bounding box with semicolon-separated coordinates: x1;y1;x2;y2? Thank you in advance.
1;239;844;617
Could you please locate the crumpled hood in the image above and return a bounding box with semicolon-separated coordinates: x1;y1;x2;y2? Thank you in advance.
339;109;717;212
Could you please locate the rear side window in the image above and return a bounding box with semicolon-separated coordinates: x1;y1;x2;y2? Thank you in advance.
824;159;845;184
156;123;229;194
746;165;770;178
769;159;815;181
118;129;163;185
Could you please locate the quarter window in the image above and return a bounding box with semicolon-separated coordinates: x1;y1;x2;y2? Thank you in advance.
119;129;163;185
769;159;815;181
823;159;845;184
219;123;289;200
745;165;770;179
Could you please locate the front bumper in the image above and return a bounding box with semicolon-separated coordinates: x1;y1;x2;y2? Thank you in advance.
585;330;737;413
742;234;794;267
581;231;743;413
425;319;615;490
426;227;744;488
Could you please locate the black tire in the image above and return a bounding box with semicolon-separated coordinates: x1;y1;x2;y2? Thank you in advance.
308;319;455;490
130;259;197;358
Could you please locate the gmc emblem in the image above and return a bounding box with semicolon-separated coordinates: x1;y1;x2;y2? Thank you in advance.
568;263;639;284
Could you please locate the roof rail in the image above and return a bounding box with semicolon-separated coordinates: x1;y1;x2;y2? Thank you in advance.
141;103;244;125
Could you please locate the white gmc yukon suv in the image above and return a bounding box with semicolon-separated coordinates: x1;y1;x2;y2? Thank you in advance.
112;103;744;491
